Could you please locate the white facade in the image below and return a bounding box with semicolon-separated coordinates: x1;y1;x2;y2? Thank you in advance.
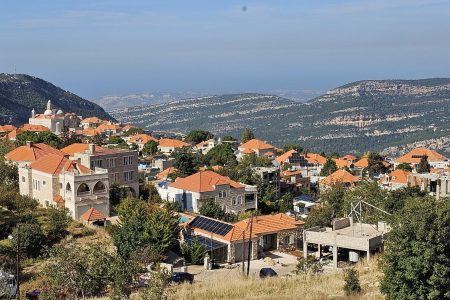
19;164;110;219
28;100;80;133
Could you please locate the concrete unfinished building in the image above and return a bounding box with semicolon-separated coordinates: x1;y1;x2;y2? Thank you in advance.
303;217;389;269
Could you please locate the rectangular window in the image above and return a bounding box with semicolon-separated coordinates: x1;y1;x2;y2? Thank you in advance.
114;173;120;183
22;176;25;183
90;160;103;170
123;156;133;166
107;158;116;168
32;179;40;191
124;171;134;182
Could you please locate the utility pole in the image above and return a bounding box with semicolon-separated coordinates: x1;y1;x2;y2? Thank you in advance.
16;223;20;299
246;211;254;277
242;230;245;274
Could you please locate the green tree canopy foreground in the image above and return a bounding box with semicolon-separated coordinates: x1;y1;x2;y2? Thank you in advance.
380;197;450;299
109;197;180;260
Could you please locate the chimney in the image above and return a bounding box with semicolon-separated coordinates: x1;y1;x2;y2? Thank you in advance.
88;143;95;154
26;141;33;148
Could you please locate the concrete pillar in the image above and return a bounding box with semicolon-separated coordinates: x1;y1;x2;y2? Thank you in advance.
303;240;308;259
367;250;371;265
333;246;338;269
316;244;321;259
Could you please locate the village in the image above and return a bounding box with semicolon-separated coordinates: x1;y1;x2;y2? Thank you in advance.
0;101;449;299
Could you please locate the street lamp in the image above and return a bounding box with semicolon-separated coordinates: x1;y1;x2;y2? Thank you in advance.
7;225;20;299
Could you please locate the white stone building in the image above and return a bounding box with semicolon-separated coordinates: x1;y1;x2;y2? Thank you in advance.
18;154;110;220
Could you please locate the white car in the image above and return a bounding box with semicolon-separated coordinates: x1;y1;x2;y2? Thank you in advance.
0;272;17;300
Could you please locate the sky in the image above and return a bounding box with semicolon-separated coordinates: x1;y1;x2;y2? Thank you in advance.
1;0;450;99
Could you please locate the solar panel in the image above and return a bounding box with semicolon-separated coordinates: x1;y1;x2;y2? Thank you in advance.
184;235;228;251
190;216;233;236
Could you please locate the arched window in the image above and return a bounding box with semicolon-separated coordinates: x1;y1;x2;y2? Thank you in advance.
66;183;72;192
77;183;90;196
93;181;107;194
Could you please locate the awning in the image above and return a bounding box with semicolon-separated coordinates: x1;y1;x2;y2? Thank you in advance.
184;235;228;251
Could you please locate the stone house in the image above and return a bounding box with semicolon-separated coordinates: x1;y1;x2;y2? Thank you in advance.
182;213;304;263
61;143;139;196
158;170;257;214
18;154;110;220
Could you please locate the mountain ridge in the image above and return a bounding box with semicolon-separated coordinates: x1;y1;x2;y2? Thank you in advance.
111;78;450;155
0;73;115;125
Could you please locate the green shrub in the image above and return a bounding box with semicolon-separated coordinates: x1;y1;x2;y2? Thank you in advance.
343;268;361;295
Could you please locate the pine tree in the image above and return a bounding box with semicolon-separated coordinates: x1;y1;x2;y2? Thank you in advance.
416;155;431;173
241;128;255;143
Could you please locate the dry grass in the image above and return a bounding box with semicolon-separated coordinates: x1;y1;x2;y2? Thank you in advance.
171;259;384;300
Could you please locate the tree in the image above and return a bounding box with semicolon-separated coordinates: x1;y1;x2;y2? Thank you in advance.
416;155;431;173
140;182;163;204
181;239;207;265
185;130;214;144
12;223;45;258
222;135;236;142
198;200;225;220
110;198;180;259
43;206;72;240
276;193;294;213
171;147;198;177
122;127;143;136
282;144;303;153
320;183;346;217
142;140;159;157
380;197;450;299
396;162;413;172
342;181;389;223
304;206;333;229
320;158;338;176
41;243;117;299
204;143;236;166
240;128;255;143
139;269;172;300
295;255;324;274
15;131;62;148
343;268;361;295
109;184;128;214
366;152;388;177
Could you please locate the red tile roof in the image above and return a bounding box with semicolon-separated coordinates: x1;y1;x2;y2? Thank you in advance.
169;170;243;192
128;134;158;144
0;125;17;133
321;169;360;186
380;169;411;185
190;214;304;242
396;148;448;164
158;138;190;148
305;153;327;165
156;167;177;180
29;154;92;175
80;207;107;222
61;143;114;156
239;139;275;151
5;143;66;162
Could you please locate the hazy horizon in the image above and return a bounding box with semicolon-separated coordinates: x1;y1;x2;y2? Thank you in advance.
1;0;450;99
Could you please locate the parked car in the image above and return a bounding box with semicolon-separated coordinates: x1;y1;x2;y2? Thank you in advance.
259;267;278;279
0;272;17;300
25;289;48;300
171;272;194;284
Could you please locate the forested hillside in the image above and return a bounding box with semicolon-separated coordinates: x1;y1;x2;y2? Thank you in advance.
111;79;450;155
0;73;115;125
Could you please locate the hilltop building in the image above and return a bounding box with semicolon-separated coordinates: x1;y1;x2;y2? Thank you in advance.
28;100;80;134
